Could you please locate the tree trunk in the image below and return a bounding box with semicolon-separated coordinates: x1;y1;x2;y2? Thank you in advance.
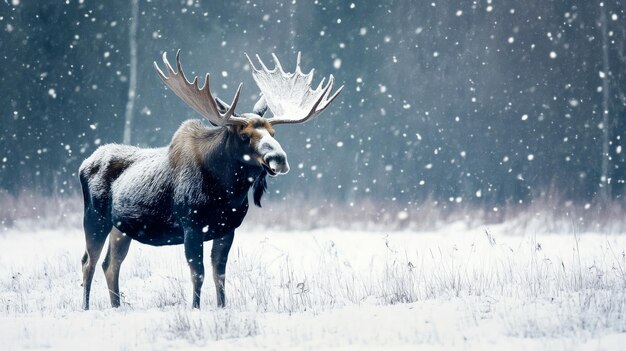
123;0;139;145
599;3;611;204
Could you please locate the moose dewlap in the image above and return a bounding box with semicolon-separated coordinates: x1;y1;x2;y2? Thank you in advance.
79;50;342;310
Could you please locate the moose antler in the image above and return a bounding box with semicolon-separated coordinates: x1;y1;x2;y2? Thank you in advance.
154;50;248;126
246;52;343;125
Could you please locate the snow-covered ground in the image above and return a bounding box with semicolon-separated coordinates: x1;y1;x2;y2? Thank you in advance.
1;224;626;350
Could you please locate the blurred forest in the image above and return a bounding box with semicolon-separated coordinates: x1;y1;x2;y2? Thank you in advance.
1;0;626;212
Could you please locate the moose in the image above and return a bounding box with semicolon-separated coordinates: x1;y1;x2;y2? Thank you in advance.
79;50;342;310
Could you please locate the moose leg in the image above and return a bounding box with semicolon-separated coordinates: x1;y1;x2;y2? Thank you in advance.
81;215;111;310
184;229;204;309
102;227;132;308
211;232;234;308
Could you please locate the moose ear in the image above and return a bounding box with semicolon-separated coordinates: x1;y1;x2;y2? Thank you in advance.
252;95;268;117
207;97;242;127
214;97;230;114
214;97;242;119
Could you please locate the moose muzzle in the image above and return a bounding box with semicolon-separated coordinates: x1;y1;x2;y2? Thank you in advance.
263;152;289;176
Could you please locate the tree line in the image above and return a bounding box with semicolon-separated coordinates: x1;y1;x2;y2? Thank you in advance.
1;0;625;208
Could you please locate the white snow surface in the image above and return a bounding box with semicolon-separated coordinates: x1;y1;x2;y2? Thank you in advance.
1;224;626;350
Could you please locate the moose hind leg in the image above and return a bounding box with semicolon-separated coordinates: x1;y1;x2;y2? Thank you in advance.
82;215;111;310
211;232;234;308
184;229;205;309
102;227;132;308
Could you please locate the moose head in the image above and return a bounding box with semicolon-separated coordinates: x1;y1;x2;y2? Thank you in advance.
154;50;343;177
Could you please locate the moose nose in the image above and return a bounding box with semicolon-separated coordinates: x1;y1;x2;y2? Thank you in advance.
265;153;289;175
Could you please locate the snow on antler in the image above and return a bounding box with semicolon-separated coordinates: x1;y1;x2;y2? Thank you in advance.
246;52;343;125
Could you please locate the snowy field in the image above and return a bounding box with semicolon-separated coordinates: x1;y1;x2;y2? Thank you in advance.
1;224;626;350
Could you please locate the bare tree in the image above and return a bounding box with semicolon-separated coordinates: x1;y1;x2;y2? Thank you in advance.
599;2;611;203
123;0;139;144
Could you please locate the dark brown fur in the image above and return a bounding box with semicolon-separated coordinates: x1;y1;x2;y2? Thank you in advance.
169;120;222;170
239;118;275;144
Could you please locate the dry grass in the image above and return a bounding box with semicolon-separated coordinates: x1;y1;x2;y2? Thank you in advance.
0;190;83;230
2;190;625;234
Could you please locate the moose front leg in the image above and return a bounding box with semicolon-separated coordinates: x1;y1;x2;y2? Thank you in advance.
184;229;205;309
211;231;234;308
